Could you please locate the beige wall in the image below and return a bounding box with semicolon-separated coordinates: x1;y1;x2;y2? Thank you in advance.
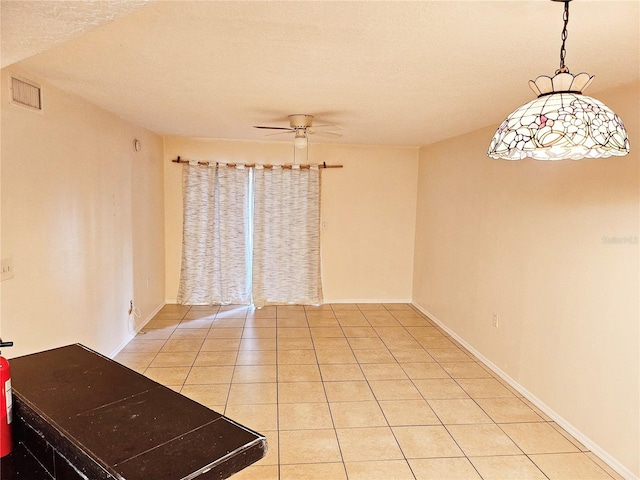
163;137;418;303
1;67;165;358
413;82;639;478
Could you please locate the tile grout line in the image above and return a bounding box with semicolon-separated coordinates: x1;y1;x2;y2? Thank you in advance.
368;304;419;479
218;307;240;416
316;304;349;479
142;305;190;385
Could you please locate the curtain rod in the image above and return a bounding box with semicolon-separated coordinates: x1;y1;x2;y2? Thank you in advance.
172;156;343;169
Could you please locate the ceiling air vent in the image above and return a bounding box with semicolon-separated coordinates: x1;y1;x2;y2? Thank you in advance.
11;77;42;111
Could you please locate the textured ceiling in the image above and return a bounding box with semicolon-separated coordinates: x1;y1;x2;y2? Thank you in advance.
1;0;151;68
2;1;639;147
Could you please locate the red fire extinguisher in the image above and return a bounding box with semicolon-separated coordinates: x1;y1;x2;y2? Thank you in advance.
0;339;14;458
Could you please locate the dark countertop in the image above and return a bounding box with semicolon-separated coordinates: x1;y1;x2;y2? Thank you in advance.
1;442;53;479
4;344;266;480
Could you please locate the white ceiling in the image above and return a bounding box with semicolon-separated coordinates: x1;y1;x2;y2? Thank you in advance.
2;0;639;147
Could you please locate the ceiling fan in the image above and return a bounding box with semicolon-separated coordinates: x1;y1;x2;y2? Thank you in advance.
254;114;341;148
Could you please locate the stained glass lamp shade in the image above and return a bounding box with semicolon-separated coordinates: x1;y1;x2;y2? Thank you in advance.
488;71;630;160
488;0;630;161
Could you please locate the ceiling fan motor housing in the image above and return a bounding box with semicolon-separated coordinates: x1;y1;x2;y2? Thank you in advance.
288;114;314;129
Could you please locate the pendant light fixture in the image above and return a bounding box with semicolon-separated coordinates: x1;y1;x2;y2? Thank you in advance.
487;0;630;160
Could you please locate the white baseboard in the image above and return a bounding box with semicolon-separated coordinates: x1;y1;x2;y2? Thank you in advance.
138;302;165;331
412;302;638;480
165;298;414;306
322;298;413;304
109;301;165;359
109;334;137;360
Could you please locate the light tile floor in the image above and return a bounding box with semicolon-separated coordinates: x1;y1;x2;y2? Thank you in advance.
115;304;623;480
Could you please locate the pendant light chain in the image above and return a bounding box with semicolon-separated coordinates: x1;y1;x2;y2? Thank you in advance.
558;1;570;73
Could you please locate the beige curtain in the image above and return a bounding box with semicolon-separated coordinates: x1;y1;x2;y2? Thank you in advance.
252;166;323;306
177;164;252;305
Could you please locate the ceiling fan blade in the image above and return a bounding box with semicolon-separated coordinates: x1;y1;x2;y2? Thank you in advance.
310;124;342;131
308;130;342;138
264;130;296;137
253;126;294;131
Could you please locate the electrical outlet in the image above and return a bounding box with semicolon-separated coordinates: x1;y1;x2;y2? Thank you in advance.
1;258;15;281
493;313;499;328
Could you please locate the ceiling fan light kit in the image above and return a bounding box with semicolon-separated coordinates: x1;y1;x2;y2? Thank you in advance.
487;0;630;161
293;130;308;149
